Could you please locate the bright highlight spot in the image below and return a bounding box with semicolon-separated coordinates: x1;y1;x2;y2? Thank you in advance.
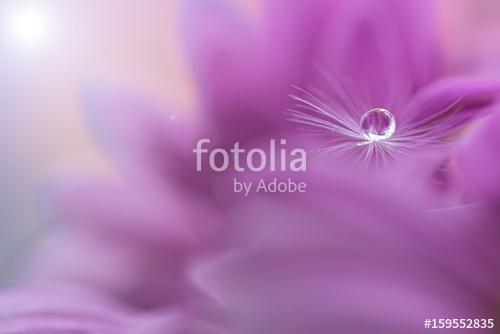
5;4;54;50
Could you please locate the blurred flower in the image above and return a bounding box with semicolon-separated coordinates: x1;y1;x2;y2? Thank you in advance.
1;0;500;333
193;173;500;333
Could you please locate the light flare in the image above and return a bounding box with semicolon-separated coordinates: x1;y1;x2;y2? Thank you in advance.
4;4;54;50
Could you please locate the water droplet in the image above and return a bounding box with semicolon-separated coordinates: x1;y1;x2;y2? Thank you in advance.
360;108;396;141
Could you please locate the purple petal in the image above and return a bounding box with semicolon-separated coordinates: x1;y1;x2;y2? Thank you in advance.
312;0;441;108
27;229;201;310
0;287;130;334
263;0;335;70
457;109;500;204
34;176;221;309
184;0;289;142
48;176;219;249
192;168;498;333
402;78;500;126
84;88;202;187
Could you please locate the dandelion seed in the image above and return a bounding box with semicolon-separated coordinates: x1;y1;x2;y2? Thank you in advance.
288;72;482;170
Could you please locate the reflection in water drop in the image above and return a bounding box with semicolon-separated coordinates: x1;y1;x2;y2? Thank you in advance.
360;108;396;141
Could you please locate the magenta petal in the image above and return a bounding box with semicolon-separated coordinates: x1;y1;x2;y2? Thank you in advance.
184;0;298;142
402;78;500;125
36;178;221;309
49;177;216;248
0;287;130;334
192;172;495;333
263;0;334;65
184;0;267;139
457;110;500;204
261;0;336;87
131;310;224;334
84;88;199;185
28;228;200;310
313;0;441;108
